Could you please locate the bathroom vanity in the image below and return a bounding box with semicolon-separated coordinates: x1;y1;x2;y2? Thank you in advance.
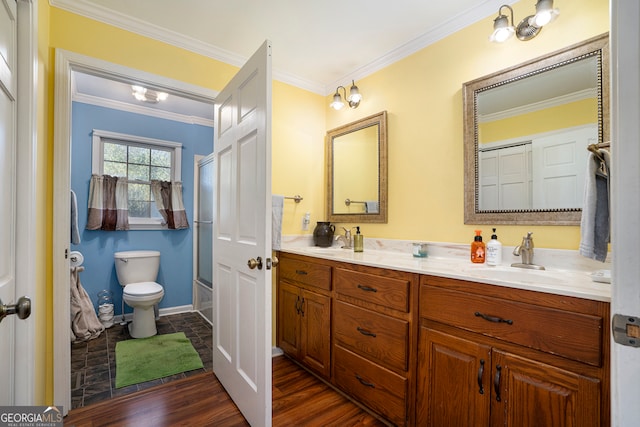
276;244;610;426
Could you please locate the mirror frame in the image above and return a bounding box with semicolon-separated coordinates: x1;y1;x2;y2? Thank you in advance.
463;33;609;225
326;111;388;223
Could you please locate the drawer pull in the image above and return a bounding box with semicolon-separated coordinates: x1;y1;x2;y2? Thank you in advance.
474;311;513;325
356;326;377;338
477;359;485;395
295;269;308;275
355;374;376;388
357;284;377;293
494;365;502;402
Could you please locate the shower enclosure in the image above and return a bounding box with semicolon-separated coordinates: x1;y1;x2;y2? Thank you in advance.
193;154;214;323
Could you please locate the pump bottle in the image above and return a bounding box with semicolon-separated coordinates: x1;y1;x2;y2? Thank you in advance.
486;228;503;266
353;226;363;252
471;230;485;263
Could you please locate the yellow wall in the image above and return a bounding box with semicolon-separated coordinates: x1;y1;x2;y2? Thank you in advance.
323;0;609;250
480;98;598;143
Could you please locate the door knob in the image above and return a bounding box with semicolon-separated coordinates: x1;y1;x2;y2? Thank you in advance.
247;257;263;270
266;256;279;270
0;296;32;324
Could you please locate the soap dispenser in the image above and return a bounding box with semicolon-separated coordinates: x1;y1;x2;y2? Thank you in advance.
353;226;363;252
486;228;503;266
471;230;485;263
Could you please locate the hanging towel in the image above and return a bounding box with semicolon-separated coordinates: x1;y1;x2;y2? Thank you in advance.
579;149;611;262
272;195;284;250
70;190;81;244
70;267;104;342
365;201;379;214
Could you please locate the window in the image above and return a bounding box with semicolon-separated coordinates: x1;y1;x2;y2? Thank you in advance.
92;130;182;229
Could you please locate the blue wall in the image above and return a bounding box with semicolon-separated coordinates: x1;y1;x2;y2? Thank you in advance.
71;102;213;314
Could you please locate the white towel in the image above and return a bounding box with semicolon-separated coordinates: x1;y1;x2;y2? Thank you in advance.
70;190;81;244
365;201;379;214
579;149;611;262
272;195;284;250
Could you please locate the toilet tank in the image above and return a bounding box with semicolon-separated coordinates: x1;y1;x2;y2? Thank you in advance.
114;250;161;286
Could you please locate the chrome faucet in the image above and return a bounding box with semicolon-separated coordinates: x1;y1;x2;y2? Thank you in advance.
511;232;545;270
335;227;352;249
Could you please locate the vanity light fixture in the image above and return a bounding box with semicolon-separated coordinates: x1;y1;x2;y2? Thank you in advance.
330;80;362;110
490;0;559;43
131;85;169;104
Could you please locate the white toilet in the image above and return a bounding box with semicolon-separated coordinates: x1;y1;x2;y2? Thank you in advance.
114;250;165;338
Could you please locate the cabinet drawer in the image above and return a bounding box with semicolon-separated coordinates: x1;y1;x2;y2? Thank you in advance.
334;267;410;312
334;345;407;426
334;301;409;371
421;285;604;366
279;257;331;291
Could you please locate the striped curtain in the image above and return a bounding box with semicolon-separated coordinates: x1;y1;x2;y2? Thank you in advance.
86;175;130;231
151;180;189;230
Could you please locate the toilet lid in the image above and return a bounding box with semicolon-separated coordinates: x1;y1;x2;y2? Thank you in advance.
124;282;163;296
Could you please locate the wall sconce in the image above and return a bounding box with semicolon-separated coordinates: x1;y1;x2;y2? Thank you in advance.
490;0;559;43
132;85;169;103
330;80;362;110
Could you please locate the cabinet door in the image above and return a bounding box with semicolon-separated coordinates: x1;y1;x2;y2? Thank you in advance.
300;289;331;378
277;282;301;357
491;350;601;427
417;328;491;427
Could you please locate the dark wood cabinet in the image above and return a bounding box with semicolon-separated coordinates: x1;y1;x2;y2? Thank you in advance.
417;275;609;427
277;254;331;379
332;264;418;426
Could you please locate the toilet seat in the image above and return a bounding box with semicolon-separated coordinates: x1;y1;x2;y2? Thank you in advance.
124;281;164;297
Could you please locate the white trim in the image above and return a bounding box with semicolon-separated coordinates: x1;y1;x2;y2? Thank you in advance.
52;49;217;414
479;124;598;151
478;88;598;123
91;129;183;180
14;0;37;405
73;92;214;127
50;0;514;95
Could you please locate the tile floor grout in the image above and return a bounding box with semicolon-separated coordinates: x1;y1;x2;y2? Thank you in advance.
71;311;213;409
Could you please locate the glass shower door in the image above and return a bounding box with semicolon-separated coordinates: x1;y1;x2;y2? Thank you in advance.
196;155;214;287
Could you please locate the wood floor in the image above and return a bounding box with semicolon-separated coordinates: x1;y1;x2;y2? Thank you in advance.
64;355;388;426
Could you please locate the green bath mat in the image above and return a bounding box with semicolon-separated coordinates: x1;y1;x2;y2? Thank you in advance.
115;332;204;388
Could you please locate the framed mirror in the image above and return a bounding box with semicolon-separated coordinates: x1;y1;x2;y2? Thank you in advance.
326;111;387;223
463;33;609;225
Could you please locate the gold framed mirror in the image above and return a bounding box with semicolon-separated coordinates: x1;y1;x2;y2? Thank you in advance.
326;111;388;223
463;33;609;225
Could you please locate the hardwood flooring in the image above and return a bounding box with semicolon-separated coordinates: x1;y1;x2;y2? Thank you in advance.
64;355;388;426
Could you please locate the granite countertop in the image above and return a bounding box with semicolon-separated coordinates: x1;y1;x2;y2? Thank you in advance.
279;236;612;303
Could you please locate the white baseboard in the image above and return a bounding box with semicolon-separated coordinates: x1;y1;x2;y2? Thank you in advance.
272;347;284;357
159;304;193;316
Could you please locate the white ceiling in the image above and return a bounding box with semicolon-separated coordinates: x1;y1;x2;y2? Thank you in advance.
54;0;514;95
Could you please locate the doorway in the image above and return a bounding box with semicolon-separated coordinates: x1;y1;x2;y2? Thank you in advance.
52;49;217;413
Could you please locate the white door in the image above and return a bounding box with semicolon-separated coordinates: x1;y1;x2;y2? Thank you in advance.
611;2;640;425
212;41;272;426
0;0;32;405
531;126;595;209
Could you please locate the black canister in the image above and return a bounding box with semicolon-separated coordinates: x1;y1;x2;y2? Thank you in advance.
313;221;335;247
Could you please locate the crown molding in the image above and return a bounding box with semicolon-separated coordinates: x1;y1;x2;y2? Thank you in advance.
478;88;598;123
324;0;516;93
51;0;512;96
72;91;214;127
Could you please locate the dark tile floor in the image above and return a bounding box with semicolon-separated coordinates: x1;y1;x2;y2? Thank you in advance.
70;311;213;409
